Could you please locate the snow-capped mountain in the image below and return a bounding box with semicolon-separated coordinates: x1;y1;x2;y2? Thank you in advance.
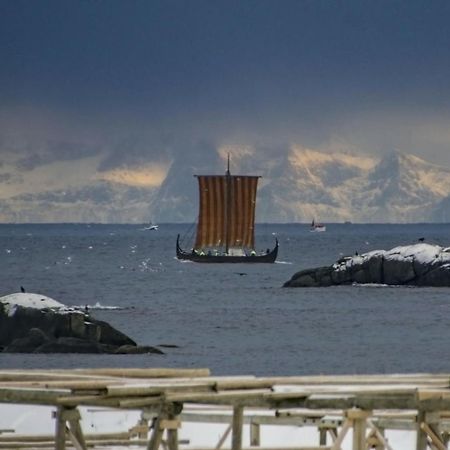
360;150;450;222
1;147;450;223
150;147;450;223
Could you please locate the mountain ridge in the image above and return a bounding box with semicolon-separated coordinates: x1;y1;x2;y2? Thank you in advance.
1;148;450;223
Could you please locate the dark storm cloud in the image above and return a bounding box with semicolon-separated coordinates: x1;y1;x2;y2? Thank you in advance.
3;1;450;111
96;132;175;172
1;0;450;164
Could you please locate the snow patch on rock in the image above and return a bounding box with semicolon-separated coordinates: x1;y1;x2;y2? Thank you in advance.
0;293;66;311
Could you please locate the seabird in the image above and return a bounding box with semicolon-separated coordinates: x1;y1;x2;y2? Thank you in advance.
418;237;425;242
20;286;25;293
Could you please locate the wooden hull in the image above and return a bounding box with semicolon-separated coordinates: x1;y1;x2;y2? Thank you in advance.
176;235;278;263
310;226;326;232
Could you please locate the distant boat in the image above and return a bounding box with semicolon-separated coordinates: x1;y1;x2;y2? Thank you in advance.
176;156;278;263
143;223;159;231
310;219;326;232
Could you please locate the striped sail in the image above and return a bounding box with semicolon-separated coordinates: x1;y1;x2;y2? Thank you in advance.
194;175;259;250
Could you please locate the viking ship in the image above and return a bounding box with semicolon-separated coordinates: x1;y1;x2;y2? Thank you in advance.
176;158;278;263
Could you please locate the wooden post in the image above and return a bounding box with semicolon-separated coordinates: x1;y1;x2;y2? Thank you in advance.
147;404;181;450
231;405;244;450
166;407;180;450
346;409;371;450
416;410;428;450
319;428;327;445
66;408;87;450
352;418;366;450
53;407;87;450
147;413;165;450
250;422;260;446
442;431;449;447
54;406;67;450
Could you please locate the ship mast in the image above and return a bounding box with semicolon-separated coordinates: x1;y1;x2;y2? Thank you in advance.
225;154;231;254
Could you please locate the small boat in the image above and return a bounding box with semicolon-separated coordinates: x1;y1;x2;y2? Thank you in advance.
310;219;326;232
176;156;278;263
143;223;159;231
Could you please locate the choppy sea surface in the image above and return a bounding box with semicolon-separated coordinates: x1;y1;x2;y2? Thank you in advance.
0;223;449;376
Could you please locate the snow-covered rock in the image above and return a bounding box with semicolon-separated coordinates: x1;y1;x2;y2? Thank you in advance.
1;293;66;314
284;243;450;287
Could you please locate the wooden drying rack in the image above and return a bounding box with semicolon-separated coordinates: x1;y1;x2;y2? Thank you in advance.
0;368;450;449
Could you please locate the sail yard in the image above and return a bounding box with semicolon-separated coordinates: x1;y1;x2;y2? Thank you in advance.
0;369;450;449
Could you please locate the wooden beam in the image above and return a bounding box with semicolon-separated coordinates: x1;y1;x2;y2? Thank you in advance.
330;419;352;450
107;381;215;397
0;431;131;443
66;427;85;450
215;375;450;391
56;394;120;407
367;419;393;450
215;424;232;450
120;396;164;408
0;387;70;405
165;389;272;405
420;422;446;450
159;419;181;430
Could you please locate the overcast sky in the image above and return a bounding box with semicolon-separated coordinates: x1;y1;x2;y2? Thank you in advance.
1;0;450;170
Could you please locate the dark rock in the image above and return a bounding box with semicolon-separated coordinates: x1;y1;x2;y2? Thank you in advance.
114;345;165;355
418;265;450;287
283;267;331;287
3;328;50;353
35;337;104;354
92;319;136;346
361;253;384;283
0;293;160;354
383;255;415;285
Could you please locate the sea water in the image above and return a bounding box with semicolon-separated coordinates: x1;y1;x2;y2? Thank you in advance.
0;223;449;375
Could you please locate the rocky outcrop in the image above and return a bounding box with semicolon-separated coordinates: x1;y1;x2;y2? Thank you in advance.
284;243;450;287
0;293;163;354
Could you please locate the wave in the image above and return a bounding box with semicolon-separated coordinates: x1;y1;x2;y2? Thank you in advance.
71;302;129;311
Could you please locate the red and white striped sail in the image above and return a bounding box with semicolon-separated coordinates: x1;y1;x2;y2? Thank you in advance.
194;174;259;250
